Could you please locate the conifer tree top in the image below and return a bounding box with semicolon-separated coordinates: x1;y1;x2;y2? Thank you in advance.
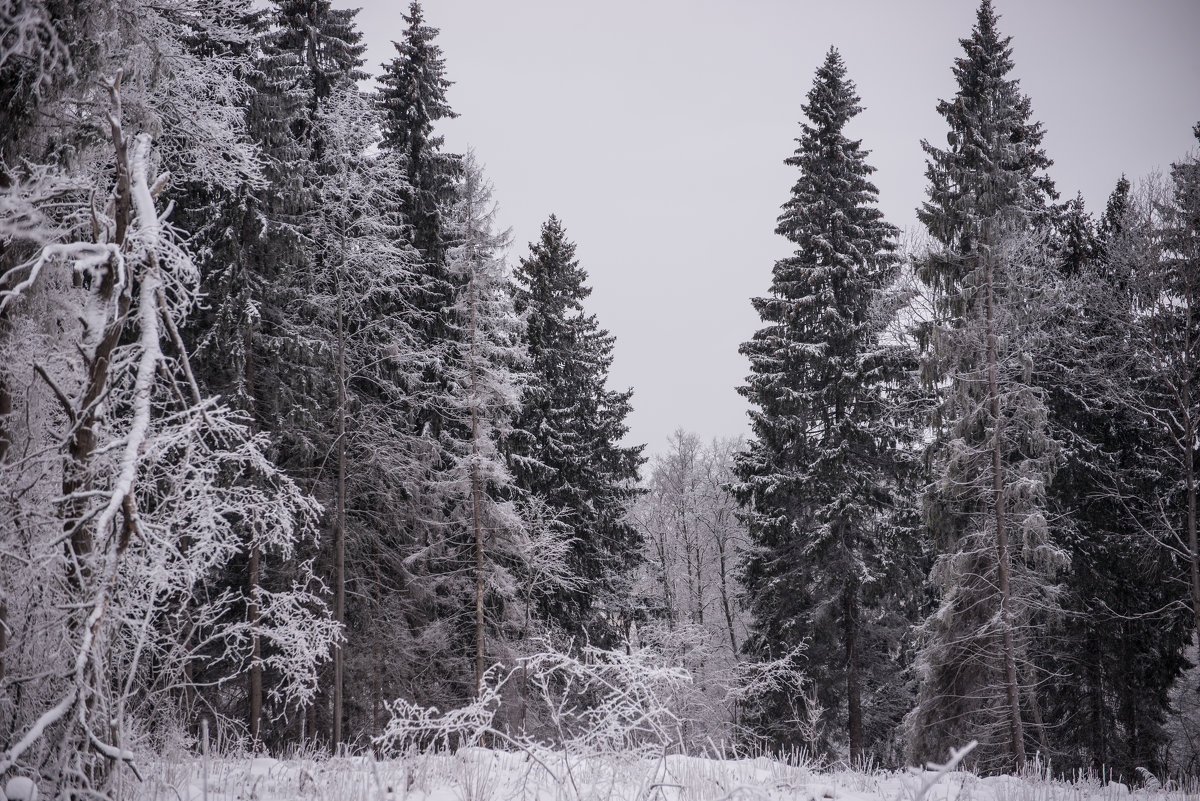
918;0;1056;251
769;47;894;302
739;47;897;436
274;0;367;106
378;1;457;157
514;215;593;314
1100;173;1131;239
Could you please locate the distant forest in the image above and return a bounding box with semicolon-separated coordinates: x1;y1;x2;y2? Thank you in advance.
0;0;1198;795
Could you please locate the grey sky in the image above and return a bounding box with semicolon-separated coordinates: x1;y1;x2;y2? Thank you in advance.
346;0;1200;457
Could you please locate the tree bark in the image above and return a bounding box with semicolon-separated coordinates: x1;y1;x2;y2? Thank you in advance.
1086;629;1107;767
1185;266;1200;638
656;530;674;626
373;561;383;741
469;267;486;695
243;314;265;745
844;585;863;766
63;115;132;595
0;316;10;693
986;249;1027;770
0;595;6;690
1186;390;1199;639
1189;455;1199;638
1024;663;1050;756
716;534;737;655
0;364;10;462
332;266;346;750
247;544;262;743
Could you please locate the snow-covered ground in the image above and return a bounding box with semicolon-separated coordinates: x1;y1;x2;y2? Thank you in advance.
120;748;1198;801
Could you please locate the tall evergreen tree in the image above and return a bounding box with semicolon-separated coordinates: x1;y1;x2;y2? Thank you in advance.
1056;193;1098;278
375;0;465;470
443;153;534;695
1099;175;1132;253
508;216;645;639
908;0;1064;771
275;0;368;113
1151;124;1200;642
378;0;460;267
1039;176;1190;776
179;0;371;746
732;49;916;763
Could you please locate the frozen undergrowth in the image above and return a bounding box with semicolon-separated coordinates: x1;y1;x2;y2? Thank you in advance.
121;748;1200;801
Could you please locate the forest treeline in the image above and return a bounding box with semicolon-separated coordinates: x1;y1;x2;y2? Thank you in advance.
0;0;1197;795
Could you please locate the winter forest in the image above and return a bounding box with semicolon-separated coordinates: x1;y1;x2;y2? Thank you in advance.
1;0;1199;798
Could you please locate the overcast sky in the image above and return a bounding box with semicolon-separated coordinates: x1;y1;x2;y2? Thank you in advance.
344;0;1200;457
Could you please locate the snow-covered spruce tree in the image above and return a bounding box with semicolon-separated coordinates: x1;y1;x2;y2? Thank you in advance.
304;83;428;746
0;0;73;168
443;153;537;695
1112;132;1200;777
371;1;515;715
1037;177;1191;777
378;0;460;269
175;0;371;747
172;8;301;747
1148;124;1200;645
375;2;470;502
1055;193;1098;278
508;216;645;641
1098;174;1131;259
275;0;369;118
0;74;335;794
907;0;1065;771
732;48;917;764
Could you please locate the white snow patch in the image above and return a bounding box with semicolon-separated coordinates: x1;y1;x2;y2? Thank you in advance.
127;750;1183;801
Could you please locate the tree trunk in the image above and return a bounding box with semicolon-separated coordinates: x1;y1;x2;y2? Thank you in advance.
0;322;10;686
74;114;134;547
1086;628;1107;768
656;532;674;626
1024;662;1050;756
0;595;6;690
469;268;486;695
243;316;264;745
373;562;383;741
247;544;262;743
682;513;697;624
844;585;863;766
1187;412;1199;639
0;365;10;462
1118;623;1139;765
1186;271;1200;638
181;601;196;732
986;249;1027;770
332;268;346;750
716;534;737;655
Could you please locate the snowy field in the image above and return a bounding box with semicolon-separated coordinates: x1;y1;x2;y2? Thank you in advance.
119;748;1200;801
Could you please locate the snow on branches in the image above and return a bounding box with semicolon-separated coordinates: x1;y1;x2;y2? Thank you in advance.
0;78;333;791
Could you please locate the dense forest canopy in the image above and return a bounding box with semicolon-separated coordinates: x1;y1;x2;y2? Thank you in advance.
0;0;1197;796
